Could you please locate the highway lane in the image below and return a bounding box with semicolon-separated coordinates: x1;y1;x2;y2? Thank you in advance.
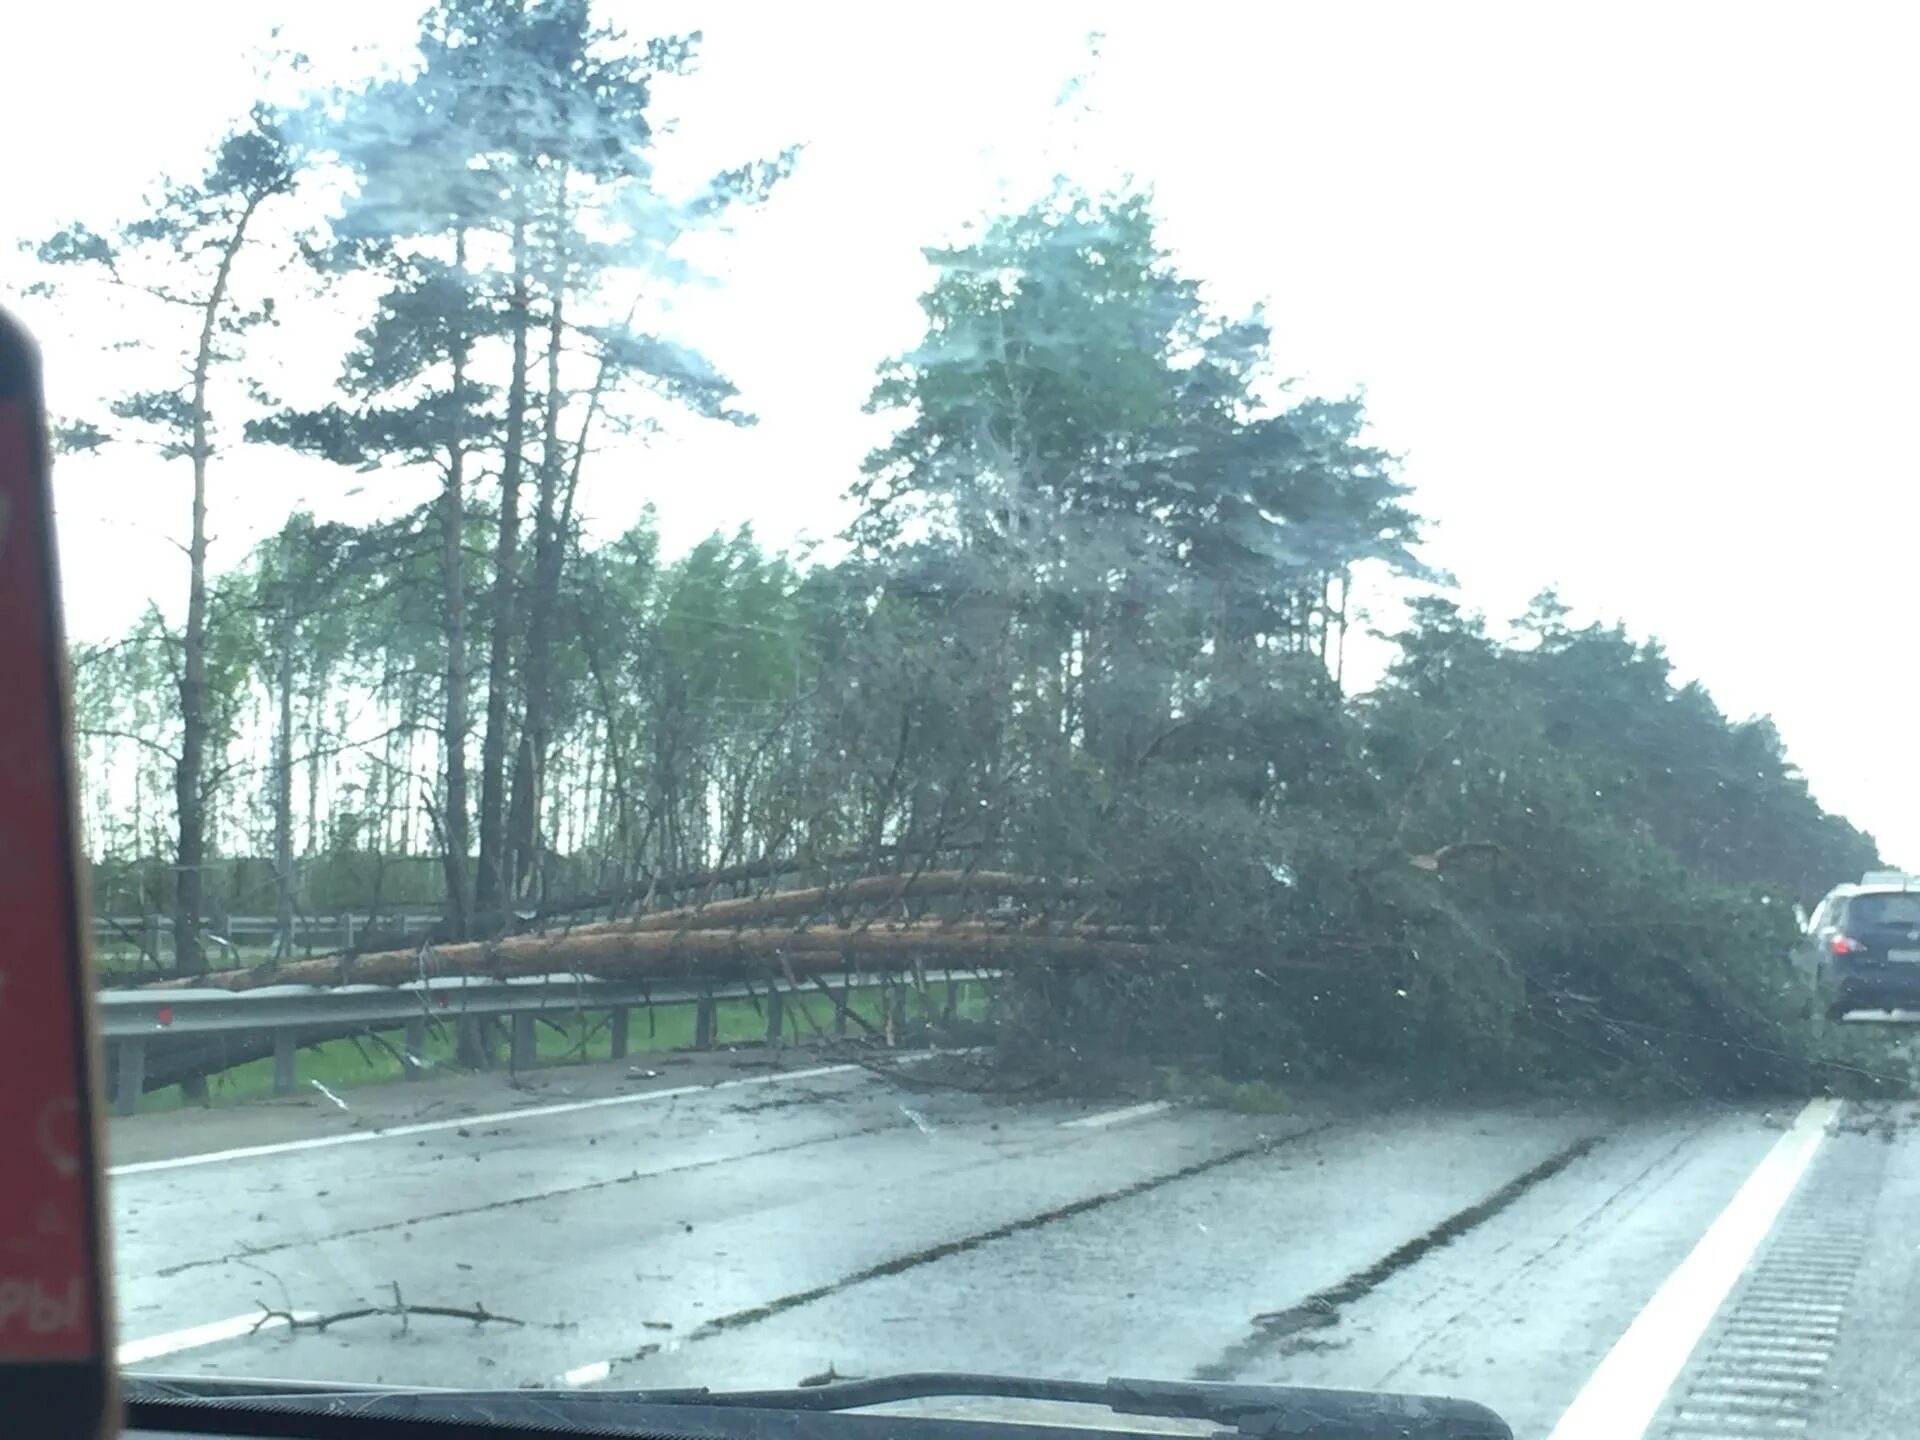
100;1050;1920;1438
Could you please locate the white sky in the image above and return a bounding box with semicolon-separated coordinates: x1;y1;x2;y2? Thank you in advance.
3;1;1917;864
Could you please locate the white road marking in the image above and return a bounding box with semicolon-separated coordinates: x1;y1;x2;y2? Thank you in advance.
1545;1097;1841;1440
108;1062;867;1177
117;1309;318;1365
1836;1008;1920;1024
1060;1100;1174;1129
558;1359;612;1388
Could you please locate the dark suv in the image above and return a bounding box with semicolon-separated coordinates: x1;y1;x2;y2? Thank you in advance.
1798;874;1920;1018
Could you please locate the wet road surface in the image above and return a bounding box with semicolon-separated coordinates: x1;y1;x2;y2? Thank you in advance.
103;1049;1920;1438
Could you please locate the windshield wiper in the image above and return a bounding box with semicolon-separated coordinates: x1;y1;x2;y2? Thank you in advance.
627;1372;1511;1437
127;1371;1512;1440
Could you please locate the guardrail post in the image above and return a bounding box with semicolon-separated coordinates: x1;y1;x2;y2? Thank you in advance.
342;912;356;950
835;978;851;1037
142;913;163;966
115;1038;146;1117
944;973;960;1021
511;1011;538;1071
403;1017;427;1080
609;1006;630;1060
694;995;716;1050
272;1027;297;1095
888;981;909;1040
765;988;785;1047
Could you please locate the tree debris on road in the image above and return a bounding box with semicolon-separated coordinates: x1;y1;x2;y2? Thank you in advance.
250;1282;546;1337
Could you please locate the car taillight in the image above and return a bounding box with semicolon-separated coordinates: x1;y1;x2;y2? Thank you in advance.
1831;934;1867;955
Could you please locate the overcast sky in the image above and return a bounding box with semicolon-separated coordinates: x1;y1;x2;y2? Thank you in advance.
4;1;1917;864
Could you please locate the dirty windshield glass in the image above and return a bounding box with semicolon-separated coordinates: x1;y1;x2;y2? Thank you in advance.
5;4;1919;1438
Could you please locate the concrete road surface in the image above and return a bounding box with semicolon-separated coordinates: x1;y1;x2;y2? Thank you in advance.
103;1047;1920;1438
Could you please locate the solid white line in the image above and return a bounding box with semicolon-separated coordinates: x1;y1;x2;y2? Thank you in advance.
117;1309;318;1365
1060;1100;1174;1129
108;1063;867;1177
1545;1097;1842;1440
558;1359;612;1388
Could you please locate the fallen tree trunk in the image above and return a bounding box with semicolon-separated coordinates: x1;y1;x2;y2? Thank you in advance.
137;1031;280;1091
131;1023;389;1093
598;870;1097;936
339;839;993;954
155;920;1218;993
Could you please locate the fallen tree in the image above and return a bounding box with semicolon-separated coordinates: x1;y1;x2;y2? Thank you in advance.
145;870;1187;994
338;841;991;956
593;870;1101;935
155;918;1214;993
131;1020;422;1093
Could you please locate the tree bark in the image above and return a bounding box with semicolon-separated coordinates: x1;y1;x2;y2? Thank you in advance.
439;226;475;939
167;920;1207;993
175;191;264;976
511;191;570;905
476;216;530;916
272;531;295;959
619;870;1099;934
303;679;322;864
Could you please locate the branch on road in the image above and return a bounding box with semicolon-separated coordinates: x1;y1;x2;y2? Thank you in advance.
251;1281;550;1337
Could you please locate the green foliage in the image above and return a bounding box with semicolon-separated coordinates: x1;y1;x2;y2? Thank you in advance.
835;190;1884;1099
51;417;112;454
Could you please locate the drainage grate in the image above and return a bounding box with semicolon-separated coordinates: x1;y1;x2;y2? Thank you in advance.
1650;1134;1887;1439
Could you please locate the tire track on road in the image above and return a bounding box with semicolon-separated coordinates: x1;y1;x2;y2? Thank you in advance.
571;1123;1331;1385
1368;1116;1720;1390
1193;1133;1604;1381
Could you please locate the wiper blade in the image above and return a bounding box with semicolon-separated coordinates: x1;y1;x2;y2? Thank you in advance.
615;1373;1512;1438
127;1370;1512;1439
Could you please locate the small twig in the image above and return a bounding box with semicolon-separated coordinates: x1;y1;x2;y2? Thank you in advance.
232;1257;295;1317
553;1009;608;1064
355;1027;415;1074
806;970;882;1039
779;953;850;1052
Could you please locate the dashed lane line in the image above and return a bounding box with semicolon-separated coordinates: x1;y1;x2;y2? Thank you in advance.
118;1310;319;1365
107;1062;869;1176
1060;1100;1174;1129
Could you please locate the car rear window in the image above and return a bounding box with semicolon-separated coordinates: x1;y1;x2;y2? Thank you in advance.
1847;893;1920;928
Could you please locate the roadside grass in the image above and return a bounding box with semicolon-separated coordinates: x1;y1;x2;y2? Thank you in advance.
132;981;994;1114
1158;1068;1291;1114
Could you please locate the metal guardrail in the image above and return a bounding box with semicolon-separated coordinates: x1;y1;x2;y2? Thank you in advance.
95;968;995;1117
97;974;676;1040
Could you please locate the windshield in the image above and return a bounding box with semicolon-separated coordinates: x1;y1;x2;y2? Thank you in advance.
6;5;1918;1439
